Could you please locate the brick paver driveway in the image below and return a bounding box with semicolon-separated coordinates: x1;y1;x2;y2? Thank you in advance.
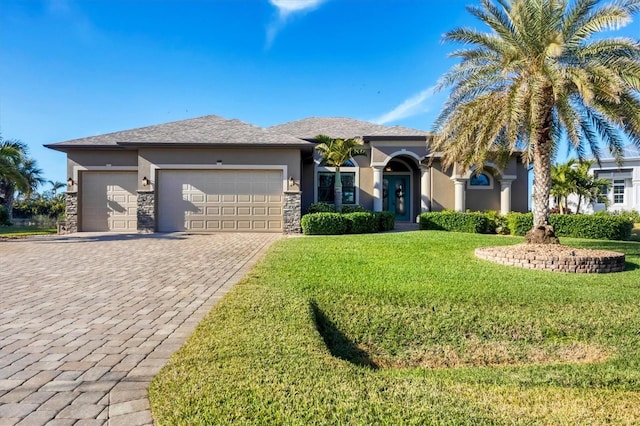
0;232;281;425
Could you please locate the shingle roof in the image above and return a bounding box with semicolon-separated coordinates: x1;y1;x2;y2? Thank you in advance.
45;115;313;150
269;117;431;140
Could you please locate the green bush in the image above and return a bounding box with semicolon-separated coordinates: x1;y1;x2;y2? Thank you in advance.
301;213;348;235
374;211;396;232
506;212;533;236
550;214;632;241
341;204;366;213
597;209;640;224
418;211;490;233
0;205;10;226
306;202;336;214
343;212;378;234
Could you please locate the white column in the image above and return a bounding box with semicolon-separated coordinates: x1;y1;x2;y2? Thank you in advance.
420;166;431;212
453;179;466;212
500;180;513;214
373;166;384;212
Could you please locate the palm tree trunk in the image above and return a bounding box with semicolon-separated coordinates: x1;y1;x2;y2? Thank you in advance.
334;167;343;213
532;103;554;229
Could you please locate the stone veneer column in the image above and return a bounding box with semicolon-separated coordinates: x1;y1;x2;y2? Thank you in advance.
283;191;301;234
64;191;78;233
137;190;156;233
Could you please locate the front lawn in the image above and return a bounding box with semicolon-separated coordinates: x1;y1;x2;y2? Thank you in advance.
150;232;640;424
0;226;57;237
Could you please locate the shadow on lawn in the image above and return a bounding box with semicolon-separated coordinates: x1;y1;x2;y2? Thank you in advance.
310;301;379;369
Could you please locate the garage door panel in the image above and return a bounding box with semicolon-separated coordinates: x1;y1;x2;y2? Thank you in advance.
82;172;137;232
158;170;283;232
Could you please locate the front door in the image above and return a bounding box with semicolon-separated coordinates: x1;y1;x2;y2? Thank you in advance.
383;175;410;221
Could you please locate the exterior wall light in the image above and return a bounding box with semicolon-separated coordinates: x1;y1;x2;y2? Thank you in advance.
288;177;297;188
216;160;222;166
142;176;149;187
67;177;74;187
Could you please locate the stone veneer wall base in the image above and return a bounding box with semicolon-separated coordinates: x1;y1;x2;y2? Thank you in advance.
62;191;78;234
283;191;302;234
137;190;156;233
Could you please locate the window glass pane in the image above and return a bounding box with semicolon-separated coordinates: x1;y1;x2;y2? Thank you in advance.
317;172;356;204
613;180;625;203
470;173;490;186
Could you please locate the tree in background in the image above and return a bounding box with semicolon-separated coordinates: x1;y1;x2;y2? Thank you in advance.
551;159;609;213
0;136;45;221
431;0;640;242
314;135;366;212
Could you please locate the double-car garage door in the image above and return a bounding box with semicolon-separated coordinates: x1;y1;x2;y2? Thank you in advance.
80;170;284;232
157;170;283;232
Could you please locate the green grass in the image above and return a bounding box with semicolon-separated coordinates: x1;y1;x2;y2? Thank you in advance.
149;232;640;425
0;226;57;237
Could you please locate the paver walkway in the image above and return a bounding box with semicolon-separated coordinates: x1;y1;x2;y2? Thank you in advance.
0;232;281;425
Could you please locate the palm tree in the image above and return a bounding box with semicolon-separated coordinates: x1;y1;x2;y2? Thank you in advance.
551;160;577;213
0;137;44;220
314;134;366;212
572;160;610;212
48;180;66;197
432;0;640;241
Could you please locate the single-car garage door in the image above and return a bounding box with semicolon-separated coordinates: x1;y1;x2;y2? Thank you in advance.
157;169;283;232
81;172;138;232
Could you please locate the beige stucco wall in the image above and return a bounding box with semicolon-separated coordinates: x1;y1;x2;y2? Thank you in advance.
370;142;428;165
430;162;455;211
511;158;529;212
67;150;138;178
138;147;302;192
466;180;501;211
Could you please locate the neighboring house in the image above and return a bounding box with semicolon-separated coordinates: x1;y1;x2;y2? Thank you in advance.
45;115;529;233
589;145;640;213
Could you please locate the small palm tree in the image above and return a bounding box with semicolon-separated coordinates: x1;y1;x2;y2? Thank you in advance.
551;159;577;213
0;137;44;220
314;135;366;212
48;180;66;196
432;0;640;241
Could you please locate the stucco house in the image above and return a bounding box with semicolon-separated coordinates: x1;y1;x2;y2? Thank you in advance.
590;145;640;213
45;114;529;233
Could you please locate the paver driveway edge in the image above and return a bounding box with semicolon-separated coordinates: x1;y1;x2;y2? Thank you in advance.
108;234;281;426
0;232;282;426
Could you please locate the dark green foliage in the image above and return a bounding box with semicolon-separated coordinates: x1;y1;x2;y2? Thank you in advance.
0;205;10;226
374;211;395;232
343;212;378;234
13;196;65;220
301;213;348;235
306;202;337;214
551;214;632;241
506;212;533;236
419;211;490;233
341;204;366;213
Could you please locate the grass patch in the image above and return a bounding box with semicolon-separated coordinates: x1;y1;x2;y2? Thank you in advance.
150;232;640;424
0;226;57;237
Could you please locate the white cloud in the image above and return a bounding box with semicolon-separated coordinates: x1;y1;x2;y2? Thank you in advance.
372;86;437;125
266;0;325;48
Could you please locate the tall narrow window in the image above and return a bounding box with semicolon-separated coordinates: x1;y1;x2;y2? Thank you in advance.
613;179;625;204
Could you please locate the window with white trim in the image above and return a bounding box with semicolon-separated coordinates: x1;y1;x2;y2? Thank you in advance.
613;179;625;204
467;172;493;189
317;172;357;204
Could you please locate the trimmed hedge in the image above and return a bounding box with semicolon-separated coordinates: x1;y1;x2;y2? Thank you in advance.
301;213;348;235
306;202;336;214
374;211;396;232
344;212;378;234
506;212;533;236
418;211;490;233
551;214;632;241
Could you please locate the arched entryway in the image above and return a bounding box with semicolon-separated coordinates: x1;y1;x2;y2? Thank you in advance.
382;156;421;222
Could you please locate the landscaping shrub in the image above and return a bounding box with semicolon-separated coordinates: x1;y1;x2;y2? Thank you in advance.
343;212;378;234
301;213;348;235
550;214;632;241
374;211;396;232
0;205;10;226
506;212;533;236
418;211;490;233
306;202;336;214
341;204;366;213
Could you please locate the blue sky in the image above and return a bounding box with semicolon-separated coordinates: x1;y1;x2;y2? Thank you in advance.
1;0;639;189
